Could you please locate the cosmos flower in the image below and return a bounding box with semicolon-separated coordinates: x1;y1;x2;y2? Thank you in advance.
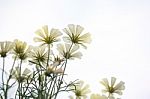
34;25;62;46
12;39;32;60
0;41;13;57
70;80;91;99
100;77;125;98
29;46;48;66
90;94;107;99
57;44;82;60
11;67;31;83
52;55;64;66
63;24;91;49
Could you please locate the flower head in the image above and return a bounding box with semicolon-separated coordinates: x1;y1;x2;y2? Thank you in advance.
70;80;91;99
52;55;64;66
11;67;31;83
29;46;48;66
57;44;82;60
63;24;91;49
34;25;62;46
90;94;107;99
13;39;32;60
0;41;13;57
100;77;125;98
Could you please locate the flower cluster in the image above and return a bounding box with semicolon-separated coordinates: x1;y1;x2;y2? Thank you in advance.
69;77;125;99
0;24;125;99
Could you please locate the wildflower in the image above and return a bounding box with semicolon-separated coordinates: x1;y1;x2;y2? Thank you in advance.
100;77;125;98
11;67;31;83
70;80;91;99
90;94;107;99
34;25;62;46
57;44;82;60
0;41;13;57
45;65;63;77
29;46;48;66
13;39;32;60
63;24;91;49
52;55;64;66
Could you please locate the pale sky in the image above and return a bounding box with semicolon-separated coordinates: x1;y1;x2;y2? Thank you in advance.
0;0;150;99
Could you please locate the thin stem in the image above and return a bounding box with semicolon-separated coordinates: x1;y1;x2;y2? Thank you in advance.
2;57;5;86
5;56;17;99
18;59;23;99
46;44;51;68
44;44;51;98
54;43;73;99
2;57;6;99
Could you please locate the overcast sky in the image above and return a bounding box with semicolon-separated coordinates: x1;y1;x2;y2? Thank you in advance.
0;0;150;99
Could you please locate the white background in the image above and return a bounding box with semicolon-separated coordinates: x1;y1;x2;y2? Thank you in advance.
0;0;150;99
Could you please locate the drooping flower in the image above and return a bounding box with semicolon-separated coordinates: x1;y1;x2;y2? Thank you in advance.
70;80;91;99
34;25;62;46
57;44;82;60
11;67;31;83
90;94;107;99
63;24;91;49
0;41;13;57
100;77;125;98
29;46;48;66
12;39;32;60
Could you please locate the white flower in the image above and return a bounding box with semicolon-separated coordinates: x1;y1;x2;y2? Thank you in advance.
70;80;91;99
63;24;91;49
0;41;13;57
12;39;32;60
57;44;82;60
34;25;62;45
90;94;107;99
100;77;125;98
29;46;48;65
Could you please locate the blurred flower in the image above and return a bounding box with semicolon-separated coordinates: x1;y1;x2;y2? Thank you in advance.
34;25;62;46
13;39;32;60
57;44;82;60
52;55;64;66
100;77;125;98
45;65;63;76
90;94;107;99
63;24;91;49
11;67;31;83
70;80;91;99
29;46;48;66
0;41;13;57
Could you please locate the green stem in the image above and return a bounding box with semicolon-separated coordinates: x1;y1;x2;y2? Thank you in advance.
2;57;5;86
44;44;51;98
18;59;23;99
2;57;6;99
46;44;50;68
